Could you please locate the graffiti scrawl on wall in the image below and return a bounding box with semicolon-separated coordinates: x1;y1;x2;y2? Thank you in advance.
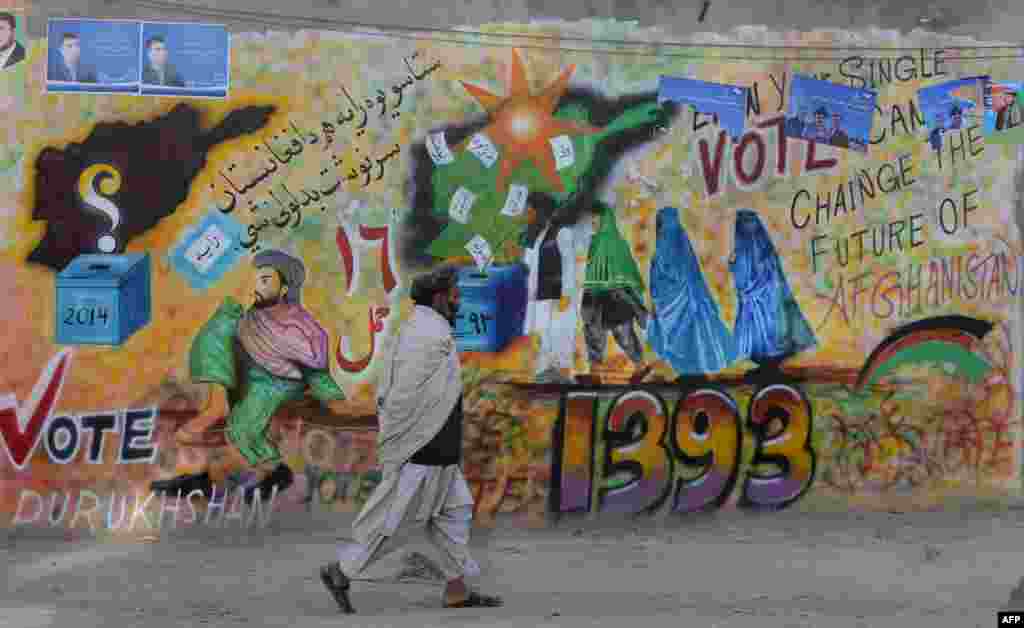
0;21;1021;535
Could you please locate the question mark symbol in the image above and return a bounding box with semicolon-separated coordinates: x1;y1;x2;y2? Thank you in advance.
76;164;123;254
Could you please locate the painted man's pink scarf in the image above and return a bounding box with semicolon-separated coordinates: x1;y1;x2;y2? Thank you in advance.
237;303;329;380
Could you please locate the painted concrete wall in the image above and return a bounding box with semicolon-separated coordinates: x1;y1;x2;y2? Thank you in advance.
13;0;1024;42
0;7;1022;537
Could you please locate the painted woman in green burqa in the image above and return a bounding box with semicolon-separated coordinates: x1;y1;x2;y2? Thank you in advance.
579;200;651;384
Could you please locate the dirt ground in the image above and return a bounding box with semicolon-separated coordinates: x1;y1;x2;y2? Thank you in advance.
5;500;1024;628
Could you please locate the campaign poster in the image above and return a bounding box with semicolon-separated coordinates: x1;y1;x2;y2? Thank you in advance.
0;9;27;103
140;22;229;98
657;76;748;140
783;74;877;153
917;75;990;152
984;81;1024;144
46;18;141;94
0;8;27;73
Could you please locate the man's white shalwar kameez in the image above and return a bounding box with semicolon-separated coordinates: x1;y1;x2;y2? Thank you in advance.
336;306;480;581
523;224;582;374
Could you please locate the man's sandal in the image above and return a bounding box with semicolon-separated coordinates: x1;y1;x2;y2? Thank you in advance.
443;591;504;609
319;562;355;614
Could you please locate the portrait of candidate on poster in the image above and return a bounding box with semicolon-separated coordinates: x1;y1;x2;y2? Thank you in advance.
784;74;877;153
140;22;229;98
46;18;141;94
657;76;748;141
0;10;27;72
917;75;990;152
984;81;1022;144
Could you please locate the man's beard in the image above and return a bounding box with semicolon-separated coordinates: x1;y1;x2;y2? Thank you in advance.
252;295;280;310
438;300;458;325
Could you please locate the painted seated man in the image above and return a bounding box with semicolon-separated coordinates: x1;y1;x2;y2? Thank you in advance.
152;250;347;503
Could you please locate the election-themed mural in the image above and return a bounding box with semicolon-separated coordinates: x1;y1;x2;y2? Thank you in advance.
1;19;1023;536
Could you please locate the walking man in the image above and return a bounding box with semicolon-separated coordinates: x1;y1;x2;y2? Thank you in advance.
319;265;503;613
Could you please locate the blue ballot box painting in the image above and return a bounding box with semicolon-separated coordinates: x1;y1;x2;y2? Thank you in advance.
169;210;245;291
657;76;748;140
46;19;141;94
784;75;877;152
140;22;230;98
55;253;152;346
918;76;990;151
453;264;528;353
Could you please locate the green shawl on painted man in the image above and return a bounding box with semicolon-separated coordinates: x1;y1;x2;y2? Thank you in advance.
190;297;345;466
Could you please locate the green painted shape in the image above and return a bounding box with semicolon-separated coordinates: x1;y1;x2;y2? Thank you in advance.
427;101;667;260
864;341;992;388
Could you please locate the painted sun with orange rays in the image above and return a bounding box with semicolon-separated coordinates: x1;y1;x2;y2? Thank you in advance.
459;48;600;193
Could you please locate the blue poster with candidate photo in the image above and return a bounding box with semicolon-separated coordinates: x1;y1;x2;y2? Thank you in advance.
46;19;141;94
784;75;877;153
917;76;990;152
0;9;28;74
0;10;29;104
657;76;748;140
140;22;229;98
984;81;1022;140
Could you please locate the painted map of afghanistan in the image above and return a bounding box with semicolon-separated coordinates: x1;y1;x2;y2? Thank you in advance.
27;104;275;271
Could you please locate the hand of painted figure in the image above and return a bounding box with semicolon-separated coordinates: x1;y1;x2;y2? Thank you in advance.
558;296;572;312
175;383;229;447
323;398;354;416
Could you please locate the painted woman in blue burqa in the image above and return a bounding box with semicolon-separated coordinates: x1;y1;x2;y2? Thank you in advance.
730;209;816;373
648;207;737;377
